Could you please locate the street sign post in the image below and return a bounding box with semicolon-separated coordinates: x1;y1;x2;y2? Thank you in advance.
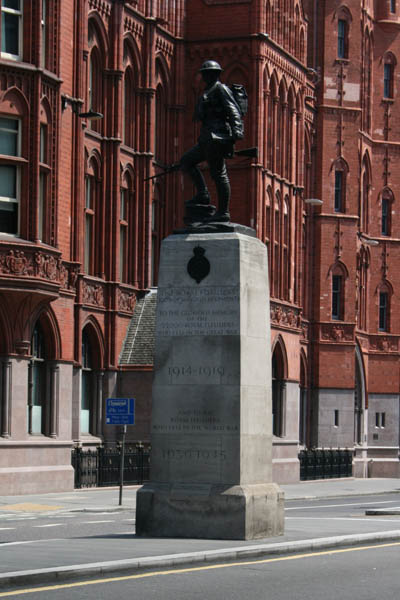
106;398;135;425
106;398;135;505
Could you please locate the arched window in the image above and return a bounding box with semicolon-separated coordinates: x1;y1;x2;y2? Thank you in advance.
84;159;96;275
87;21;105;134
357;247;369;331
276;81;286;175
283;196;290;300
151;185;164;286
81;330;93;435
265;0;272;32
378;283;392;332
28;324;47;435
361;155;371;232
39;100;52;244
265;187;272;281
155;83;167;163
333;159;348;213
0;116;21;235
381;188;394;236
123;66;135;148
383;53;396;99
272;341;286;438
41;0;47;68
120;170;134;284
267;76;276;171
337;16;349;59
363;31;372;133
331;264;347;320
273;192;281;297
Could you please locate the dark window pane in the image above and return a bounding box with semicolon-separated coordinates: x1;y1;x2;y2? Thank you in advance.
338;20;346;58
379;292;388;331
1;12;19;56
384;64;393;98
334;171;343;212
332;275;342;320
0;165;16;197
382;198;389;235
2;1;21;9
0;200;18;234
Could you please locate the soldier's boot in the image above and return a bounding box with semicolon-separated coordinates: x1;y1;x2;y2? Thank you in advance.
212;182;230;222
185;191;211;207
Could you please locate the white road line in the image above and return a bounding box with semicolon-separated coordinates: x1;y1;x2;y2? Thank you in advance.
80;520;115;524
285;500;399;511
286;517;400;522
33;523;64;528
0;527;16;530
7;517;37;521
1;538;62;547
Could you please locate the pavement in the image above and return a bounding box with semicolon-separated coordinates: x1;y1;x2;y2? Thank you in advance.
1;478;400;588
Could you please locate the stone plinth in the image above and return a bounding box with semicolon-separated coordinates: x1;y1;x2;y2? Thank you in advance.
136;231;284;540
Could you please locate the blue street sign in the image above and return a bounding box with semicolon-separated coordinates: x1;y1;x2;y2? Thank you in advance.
106;398;135;425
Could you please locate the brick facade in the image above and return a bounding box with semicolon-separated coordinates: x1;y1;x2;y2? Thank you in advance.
0;1;399;493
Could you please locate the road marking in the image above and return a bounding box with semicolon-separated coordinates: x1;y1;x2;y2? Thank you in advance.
0;504;62;512
80;520;115;524
285;500;398;510
1;541;400;597
0;527;15;531
286;516;400;522
32;524;63;528
1;538;62;547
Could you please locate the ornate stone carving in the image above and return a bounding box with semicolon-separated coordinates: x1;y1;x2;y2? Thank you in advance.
320;323;354;342
270;302;301;330
369;336;398;352
4;250;29;275
83;281;105;307
118;289;136;313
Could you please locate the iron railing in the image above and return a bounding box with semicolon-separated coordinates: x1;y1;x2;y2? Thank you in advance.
299;448;353;481
72;444;150;489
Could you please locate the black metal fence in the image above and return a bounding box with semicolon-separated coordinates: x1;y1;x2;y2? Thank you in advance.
299;448;353;481
72;444;151;489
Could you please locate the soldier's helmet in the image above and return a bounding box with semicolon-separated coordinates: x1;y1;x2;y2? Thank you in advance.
199;60;223;72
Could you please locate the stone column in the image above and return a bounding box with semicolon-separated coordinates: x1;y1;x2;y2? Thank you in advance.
1;360;12;437
49;364;59;438
136;229;284;540
95;371;104;437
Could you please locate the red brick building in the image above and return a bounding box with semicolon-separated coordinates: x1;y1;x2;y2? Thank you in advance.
0;1;399;494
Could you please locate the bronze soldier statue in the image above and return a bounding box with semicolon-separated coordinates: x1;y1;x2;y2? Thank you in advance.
180;60;244;223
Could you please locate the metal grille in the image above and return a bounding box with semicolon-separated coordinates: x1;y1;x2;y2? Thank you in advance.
72;444;150;489
299;448;353;481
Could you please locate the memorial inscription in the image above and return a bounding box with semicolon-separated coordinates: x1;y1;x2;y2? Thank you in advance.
156;286;240;337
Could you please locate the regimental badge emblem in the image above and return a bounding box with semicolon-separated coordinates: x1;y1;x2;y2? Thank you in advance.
187;246;210;284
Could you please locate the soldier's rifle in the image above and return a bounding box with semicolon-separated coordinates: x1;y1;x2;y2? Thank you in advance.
143;147;258;182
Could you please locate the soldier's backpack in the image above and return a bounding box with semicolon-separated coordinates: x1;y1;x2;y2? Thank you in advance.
230;84;248;117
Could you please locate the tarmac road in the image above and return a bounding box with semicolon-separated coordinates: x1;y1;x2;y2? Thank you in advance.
2;540;400;600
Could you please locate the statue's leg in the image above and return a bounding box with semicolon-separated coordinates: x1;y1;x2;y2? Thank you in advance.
207;149;230;220
180;144;210;204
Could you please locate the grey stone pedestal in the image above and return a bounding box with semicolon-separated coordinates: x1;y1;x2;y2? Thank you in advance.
136;230;284;540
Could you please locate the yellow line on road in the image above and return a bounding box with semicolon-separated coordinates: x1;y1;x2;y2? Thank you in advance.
2;541;400;597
